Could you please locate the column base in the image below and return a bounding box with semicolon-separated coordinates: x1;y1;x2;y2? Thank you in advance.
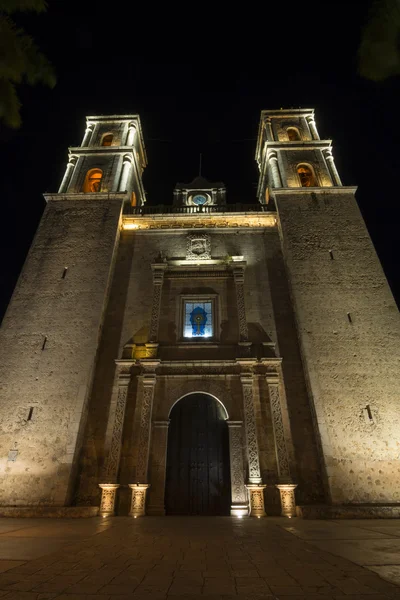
276;483;297;517
98;484;120;517
230;503;249;518
145;343;159;358
128;483;150;517
246;484;266;517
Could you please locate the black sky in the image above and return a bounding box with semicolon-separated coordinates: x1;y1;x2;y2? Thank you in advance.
1;1;399;320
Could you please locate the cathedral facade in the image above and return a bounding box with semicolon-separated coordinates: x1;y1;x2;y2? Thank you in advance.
0;110;399;518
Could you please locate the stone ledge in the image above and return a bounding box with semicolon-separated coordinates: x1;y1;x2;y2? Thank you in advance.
297;504;400;519
0;506;99;518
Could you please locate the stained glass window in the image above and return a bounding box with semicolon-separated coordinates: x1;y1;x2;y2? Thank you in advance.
184;301;213;338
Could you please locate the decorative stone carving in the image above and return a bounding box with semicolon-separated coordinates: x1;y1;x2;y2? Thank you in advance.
99;484;120;517
103;383;129;482
240;375;262;484
147;421;170;515
276;484;297;517
128;484;150;517
148;264;167;344
233;264;249;342
227;421;248;516
186;233;211;260
246;484;266;517
268;383;291;480
136;375;157;482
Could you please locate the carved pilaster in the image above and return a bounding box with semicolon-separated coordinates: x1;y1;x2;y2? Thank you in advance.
227;421;248;516
147;420;170;515
99;484;120;517
276;484;297;517
128;484;150;517
267;378;298;517
233;262;249;343
101;371;130;483
267;381;291;481
148;263;167;347
135;368;158;482
240;374;262;485
246;484;266;517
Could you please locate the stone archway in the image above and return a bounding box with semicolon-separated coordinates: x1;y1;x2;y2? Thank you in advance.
165;393;231;515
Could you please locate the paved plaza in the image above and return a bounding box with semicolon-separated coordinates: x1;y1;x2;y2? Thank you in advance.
0;517;399;599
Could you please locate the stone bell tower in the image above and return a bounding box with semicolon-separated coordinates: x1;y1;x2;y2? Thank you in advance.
0;115;146;511
256;109;400;515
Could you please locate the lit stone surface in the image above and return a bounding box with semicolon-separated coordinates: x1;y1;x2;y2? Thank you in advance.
1;109;398;519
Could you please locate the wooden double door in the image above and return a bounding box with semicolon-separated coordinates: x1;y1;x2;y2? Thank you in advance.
165;394;231;515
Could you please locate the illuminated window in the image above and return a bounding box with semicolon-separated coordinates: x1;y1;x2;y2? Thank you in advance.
181;296;217;339
297;164;316;187
101;133;113;147
287;127;300;141
83;168;103;193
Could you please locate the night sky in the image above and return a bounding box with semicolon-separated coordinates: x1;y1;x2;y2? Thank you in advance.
1;1;399;321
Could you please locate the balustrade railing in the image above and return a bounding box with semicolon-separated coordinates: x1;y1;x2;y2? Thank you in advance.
124;203;269;215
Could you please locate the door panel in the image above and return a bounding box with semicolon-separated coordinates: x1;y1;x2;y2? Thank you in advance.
165;394;230;515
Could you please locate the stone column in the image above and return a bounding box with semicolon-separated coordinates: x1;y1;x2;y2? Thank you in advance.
267;150;282;188
265;117;274;141
227;421;248;517
239;372;266;517
146;263;167;358
126;123;137;146
128;366;159;516
147;420;170;515
58;156;77;193
324;148;342;186
306;114;320;140
118;154;133;192
81;123;94;146
267;377;297;517
98;369;130;517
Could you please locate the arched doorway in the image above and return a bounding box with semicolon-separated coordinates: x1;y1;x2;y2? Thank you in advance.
165;393;231;515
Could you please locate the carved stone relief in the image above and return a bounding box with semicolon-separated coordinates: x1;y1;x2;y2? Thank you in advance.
136;379;156;481
268;383;291;479
241;377;262;484
103;385;128;482
227;422;247;504
186;233;211;260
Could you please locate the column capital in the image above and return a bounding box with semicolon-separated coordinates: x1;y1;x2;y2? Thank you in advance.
240;373;254;386
226;420;243;428
151;262;168;276
153;420;170;428
267;149;279;160
142;373;157;387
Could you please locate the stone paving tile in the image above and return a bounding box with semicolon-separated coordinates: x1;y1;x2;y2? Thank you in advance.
0;517;398;599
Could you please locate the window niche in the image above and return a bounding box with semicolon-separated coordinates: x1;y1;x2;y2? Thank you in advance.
101;133;113;147
180;295;218;342
83;168;103;193
287;127;301;141
297;163;316;187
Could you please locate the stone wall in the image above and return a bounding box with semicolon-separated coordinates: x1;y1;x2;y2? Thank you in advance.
0;197;123;506
75;224;324;509
276;188;400;504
